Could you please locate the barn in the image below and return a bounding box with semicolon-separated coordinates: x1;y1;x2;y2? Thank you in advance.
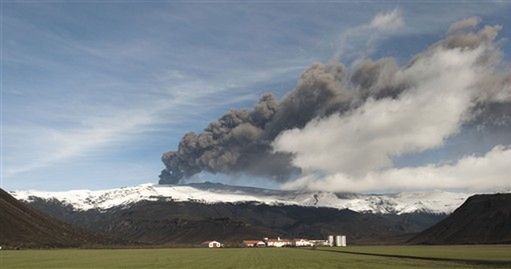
200;241;222;248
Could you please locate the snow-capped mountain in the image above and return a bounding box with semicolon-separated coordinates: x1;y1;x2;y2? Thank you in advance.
11;182;471;214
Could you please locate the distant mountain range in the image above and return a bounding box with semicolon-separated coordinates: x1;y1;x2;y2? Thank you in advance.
4;183;511;246
8;182;472;245
20;196;446;245
11;182;470;214
409;193;511;245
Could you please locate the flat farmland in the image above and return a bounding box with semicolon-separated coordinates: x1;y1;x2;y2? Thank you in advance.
323;245;511;261
1;245;511;269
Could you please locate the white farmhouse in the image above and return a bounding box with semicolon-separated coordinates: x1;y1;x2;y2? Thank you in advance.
292;238;314;247
265;237;292;247
201;241;222;248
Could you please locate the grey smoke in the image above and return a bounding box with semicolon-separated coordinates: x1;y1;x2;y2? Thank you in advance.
448;16;481;34
159;17;510;185
159;63;359;184
160;94;299;184
262;63;353;139
350;57;406;100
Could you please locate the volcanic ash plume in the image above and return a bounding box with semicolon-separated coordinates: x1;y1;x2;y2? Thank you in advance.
159;17;511;187
159;63;359;184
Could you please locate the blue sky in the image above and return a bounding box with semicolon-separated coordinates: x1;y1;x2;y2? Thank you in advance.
2;2;511;191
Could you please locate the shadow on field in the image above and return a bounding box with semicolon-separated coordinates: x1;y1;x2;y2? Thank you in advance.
309;248;511;267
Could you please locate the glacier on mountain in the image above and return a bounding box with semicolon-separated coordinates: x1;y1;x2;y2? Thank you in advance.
11;182;470;214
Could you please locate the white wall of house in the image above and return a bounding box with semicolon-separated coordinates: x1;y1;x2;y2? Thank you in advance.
310;240;330;246
267;240;292;247
256;241;266;247
202;241;222;248
293;239;314;247
209;241;221;248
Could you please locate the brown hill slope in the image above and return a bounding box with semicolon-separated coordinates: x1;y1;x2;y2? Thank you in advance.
0;188;109;248
26;198;445;245
408;193;511;244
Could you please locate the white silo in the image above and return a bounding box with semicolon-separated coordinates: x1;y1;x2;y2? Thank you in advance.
327;235;334;246
335;235;341;247
341;235;347;247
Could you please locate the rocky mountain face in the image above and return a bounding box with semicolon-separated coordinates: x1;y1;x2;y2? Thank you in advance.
409;193;511;245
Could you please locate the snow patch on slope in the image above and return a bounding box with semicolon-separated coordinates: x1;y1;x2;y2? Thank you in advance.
11;183;470;214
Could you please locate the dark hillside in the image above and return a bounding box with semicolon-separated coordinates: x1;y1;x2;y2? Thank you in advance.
0;188;111;248
409;193;511;244
25;198;445;245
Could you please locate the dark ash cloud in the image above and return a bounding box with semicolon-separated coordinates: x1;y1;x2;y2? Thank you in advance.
159;17;510;185
159;63;359;184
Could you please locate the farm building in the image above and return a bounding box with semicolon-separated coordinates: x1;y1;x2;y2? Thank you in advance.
243;236;343;248
328;234;348;247
335;235;347;247
309;239;330;246
242;240;266;247
328;235;334;246
265;237;292;247
292;239;314;247
201;241;222;248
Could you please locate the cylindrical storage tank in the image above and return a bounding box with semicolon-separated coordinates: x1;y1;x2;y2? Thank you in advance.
341;235;346;247
335;235;341;247
328;235;334;246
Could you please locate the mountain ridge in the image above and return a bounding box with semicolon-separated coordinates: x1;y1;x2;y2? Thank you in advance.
11;182;472;214
22;197;446;245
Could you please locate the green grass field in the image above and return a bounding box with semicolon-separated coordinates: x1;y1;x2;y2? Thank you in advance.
324;245;511;261
1;245;510;269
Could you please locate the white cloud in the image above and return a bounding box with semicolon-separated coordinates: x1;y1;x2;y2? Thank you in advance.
3;112;155;177
274;18;510;192
336;8;405;60
369;9;405;31
282;145;511;192
274;46;484;177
